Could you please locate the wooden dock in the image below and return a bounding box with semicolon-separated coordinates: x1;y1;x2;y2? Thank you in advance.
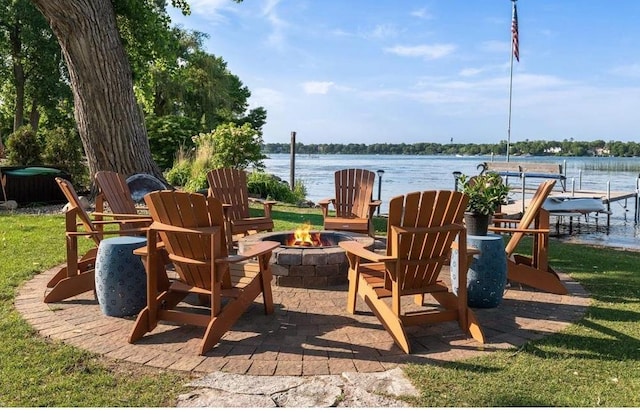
501;187;639;227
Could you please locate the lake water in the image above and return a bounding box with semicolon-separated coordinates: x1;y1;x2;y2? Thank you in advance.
262;154;640;251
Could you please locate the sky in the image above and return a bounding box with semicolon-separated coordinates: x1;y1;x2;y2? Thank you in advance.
168;1;640;145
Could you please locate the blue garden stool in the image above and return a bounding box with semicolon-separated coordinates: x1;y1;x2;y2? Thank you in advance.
95;236;147;317
450;233;507;308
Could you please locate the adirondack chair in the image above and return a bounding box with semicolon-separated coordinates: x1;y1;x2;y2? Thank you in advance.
95;170;172;288
489;179;568;295
206;168;276;251
44;177;151;303
94;171;151;232
318;168;381;237
128;190;279;355
339;190;485;354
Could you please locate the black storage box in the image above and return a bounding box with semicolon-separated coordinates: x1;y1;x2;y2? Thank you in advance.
1;166;71;204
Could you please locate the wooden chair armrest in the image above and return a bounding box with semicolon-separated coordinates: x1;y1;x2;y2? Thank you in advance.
67;228;148;237
90;217;150;225
367;200;382;217
92;212;151;220
218;241;279;263
338;240;395;263
318;198;334;217
318;198;333;206
249;198;277;217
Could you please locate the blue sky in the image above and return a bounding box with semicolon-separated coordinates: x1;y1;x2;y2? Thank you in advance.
168;1;640;145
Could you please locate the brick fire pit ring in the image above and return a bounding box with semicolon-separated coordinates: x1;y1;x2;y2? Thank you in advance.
238;231;375;288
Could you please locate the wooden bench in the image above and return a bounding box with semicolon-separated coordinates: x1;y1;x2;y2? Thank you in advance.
483;162;566;191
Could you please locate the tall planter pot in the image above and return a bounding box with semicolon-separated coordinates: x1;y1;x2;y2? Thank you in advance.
464;211;490;236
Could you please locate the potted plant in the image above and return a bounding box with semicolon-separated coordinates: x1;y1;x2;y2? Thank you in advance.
457;172;511;236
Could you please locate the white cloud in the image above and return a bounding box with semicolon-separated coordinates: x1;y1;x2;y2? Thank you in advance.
411;8;433;20
182;0;237;23
262;0;288;50
385;44;456;59
302;81;335;95
610;63;640;78
459;68;484;77
369;24;399;39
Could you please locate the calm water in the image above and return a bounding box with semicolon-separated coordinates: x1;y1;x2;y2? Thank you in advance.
261;154;640;250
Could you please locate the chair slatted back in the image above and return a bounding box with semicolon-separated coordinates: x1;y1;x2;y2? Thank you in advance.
95;171;138;215
55;177;102;246
207;168;250;221
334;169;376;219
504;179;556;255
145;190;227;290
386;190;468;293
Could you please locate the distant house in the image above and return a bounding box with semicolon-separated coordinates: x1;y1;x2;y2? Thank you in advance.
544;147;562;154
595;148;610;156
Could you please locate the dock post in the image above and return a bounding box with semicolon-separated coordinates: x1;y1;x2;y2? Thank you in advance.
607;181;611;228
520;172;526;214
578;169;582;190
571;178;575;197
636;175;640;223
289;131;296;191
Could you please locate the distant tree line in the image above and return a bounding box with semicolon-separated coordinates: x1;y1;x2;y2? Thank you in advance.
263;139;640;157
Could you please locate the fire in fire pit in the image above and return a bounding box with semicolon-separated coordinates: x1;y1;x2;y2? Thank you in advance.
262;225;355;249
292;223;319;247
238;230;375;287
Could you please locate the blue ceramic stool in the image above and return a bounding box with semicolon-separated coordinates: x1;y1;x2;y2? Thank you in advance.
451;234;507;308
95;236;147;317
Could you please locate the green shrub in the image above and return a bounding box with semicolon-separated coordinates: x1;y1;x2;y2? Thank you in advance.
164;141;215;192
164;123;267;192
247;172;306;204
41;127;88;188
164;150;192;187
5;126;42;165
193;122;265;170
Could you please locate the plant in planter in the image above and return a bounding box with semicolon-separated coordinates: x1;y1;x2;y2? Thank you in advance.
457;172;511;236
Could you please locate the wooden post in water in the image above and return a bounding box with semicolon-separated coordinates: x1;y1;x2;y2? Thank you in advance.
290;131;296;190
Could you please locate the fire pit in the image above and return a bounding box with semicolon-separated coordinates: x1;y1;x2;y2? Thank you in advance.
238;227;375;288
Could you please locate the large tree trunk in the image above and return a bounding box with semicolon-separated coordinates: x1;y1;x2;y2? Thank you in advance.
30;0;162;181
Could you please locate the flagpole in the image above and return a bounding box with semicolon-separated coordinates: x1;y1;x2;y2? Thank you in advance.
507;37;514;163
507;0;518;163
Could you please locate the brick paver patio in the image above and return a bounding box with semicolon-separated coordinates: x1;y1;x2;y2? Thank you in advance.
16;265;590;376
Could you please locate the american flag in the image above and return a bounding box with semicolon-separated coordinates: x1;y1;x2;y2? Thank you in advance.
511;2;519;62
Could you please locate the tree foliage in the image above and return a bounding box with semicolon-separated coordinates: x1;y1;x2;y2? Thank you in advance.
194;122;265;170
0;0;70;136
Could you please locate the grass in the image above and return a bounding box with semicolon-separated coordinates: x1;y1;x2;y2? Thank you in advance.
1;205;639;406
404;240;640;407
0;214;191;407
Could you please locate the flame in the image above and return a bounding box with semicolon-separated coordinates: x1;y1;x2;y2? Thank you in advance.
290;223;322;247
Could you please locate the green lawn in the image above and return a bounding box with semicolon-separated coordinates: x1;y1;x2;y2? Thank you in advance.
0;205;638;406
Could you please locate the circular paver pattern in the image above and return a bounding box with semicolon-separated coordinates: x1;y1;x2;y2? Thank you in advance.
16;265;589;376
